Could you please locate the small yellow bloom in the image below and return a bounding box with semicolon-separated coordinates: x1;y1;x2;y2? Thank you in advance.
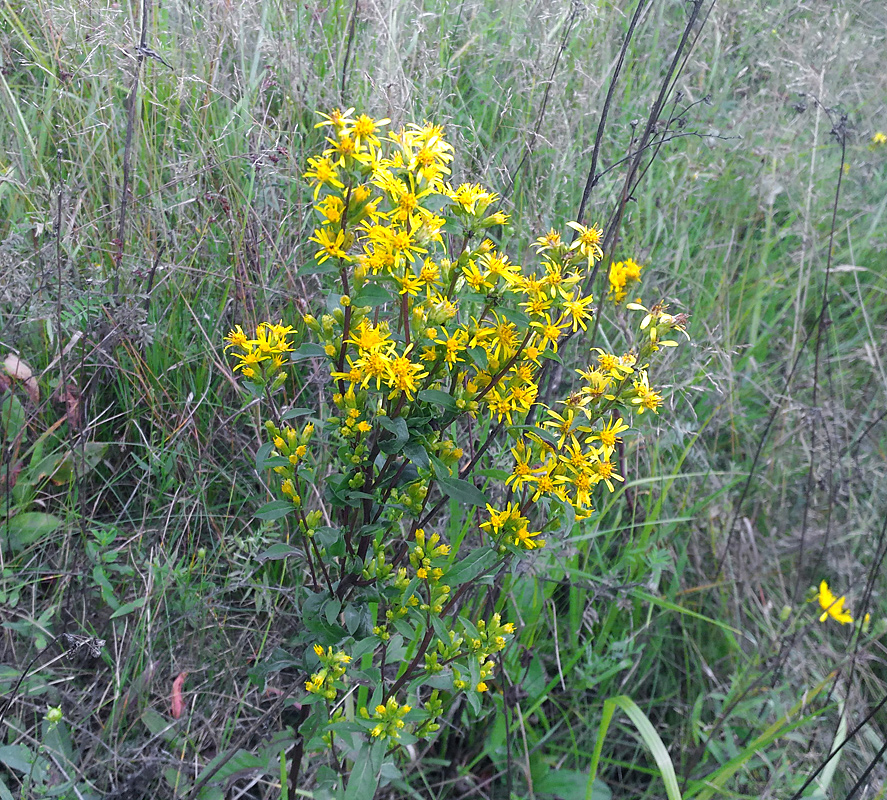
815;580;853;624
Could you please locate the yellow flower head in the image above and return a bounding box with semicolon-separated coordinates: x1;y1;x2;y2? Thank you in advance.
815;580;853;624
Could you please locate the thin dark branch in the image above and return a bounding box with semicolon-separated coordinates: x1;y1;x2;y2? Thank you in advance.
340;0;359;102
574;0;648;228
503;1;580;198
114;0;151;296
792;113;846;603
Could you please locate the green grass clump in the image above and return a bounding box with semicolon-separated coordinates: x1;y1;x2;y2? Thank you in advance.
1;0;886;797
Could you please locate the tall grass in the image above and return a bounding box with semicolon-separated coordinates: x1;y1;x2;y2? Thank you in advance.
1;0;886;797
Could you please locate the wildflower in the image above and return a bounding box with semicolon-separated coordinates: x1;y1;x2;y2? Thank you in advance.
462;259;493;292
434;328;468;366
349;113;389;150
561;291;595;332
224;325;251;350
314;107;356;130
631;370;664;414
367;696;412;740
505;439;539;491
566;221;604;264
590;456;624;492
395;270;423;297
593;348;633;379
316;194;345;224
543;407;578;449
532;229;563;253
815;581;853;624
304;156;345;200
309;227;350;263
530;312;568;353
608;259;643;302
587;417;631;457
873;131;887;145
348;318;393;353
479;250;520;285
385;351;428;400
513;525;545;550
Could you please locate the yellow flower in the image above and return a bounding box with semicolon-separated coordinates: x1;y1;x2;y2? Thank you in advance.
224;325;251;350
385;351;428;400
532;229;563;253
872;131;887;145
304;155;345;200
349;113;389;150
513;526;545;550
815;580;853;624
566;220;604;264
587;417;631;457
314;107;356;130
309;227;350;263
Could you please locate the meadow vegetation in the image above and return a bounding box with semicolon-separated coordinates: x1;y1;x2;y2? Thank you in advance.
0;0;886;798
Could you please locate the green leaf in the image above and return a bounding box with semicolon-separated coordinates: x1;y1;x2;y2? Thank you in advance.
378;415;408;443
254;499;295;521
255;543;301;562
540;348;565;365
281;407;314;421
474;468;510;480
402;442;430;469
324;598;342;626
0;512;62;552
586;696;681;800
298;257;336;276
444;548;498;586
290;342;327;361
0;395;24;445
418;388;458;412
354;284;393;307
344;741;384;800
0;775;16;800
690;677;829;800
429;454;451;479
0;744;34;774
255;441;276;471
195;749;270;787
92;565;120;611
499;306;530;327
351;637;377;661
509;424;559;447
109;597;148;619
466;346;488;369
536;769;611;800
437;475;488;507
315;527;343;549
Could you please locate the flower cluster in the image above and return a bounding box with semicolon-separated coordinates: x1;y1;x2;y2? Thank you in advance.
608;258;643;302
265;420;315;507
222;109;689;766
452;613;515;692
223;322;296;384
305;644;351;700
364;696;412;740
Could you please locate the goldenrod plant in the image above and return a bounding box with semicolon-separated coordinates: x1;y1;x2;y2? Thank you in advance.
224;110;688;795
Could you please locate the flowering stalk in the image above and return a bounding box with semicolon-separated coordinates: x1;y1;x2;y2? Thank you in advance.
223;108;689;779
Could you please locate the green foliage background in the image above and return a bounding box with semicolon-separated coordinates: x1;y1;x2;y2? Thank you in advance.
0;0;885;797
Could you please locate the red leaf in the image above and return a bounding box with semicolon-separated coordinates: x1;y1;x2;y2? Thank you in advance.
170;672;188;719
